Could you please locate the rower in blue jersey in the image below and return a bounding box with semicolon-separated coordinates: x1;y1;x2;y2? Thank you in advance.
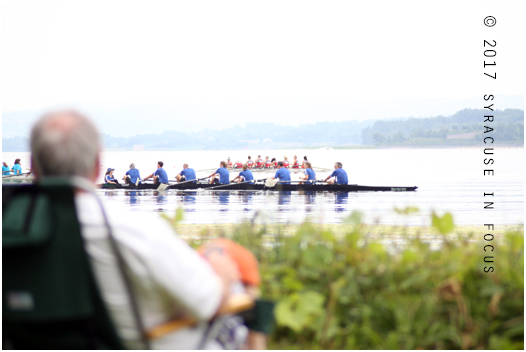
143;161;169;184
208;161;230;184
176;163;197;183
123;163;141;186
105;168;119;184
299;162;316;183
3;161;12;175
324;161;348;185
270;161;291;182
11;158;23;175
231;164;254;184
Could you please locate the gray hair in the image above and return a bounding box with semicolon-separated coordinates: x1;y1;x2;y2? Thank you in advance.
130;163;135;169
30;110;100;177
335;162;343;168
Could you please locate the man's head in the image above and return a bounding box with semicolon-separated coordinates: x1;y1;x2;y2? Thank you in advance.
278;161;284;167
130;163;135;169
157;161;164;168
305;162;312;169
243;164;248;171
30;110;100;181
220;161;227;168
14;158;21;165
335;162;342;169
248;156;251;160
183;163;189;169
3;162;7;167
258;155;261;158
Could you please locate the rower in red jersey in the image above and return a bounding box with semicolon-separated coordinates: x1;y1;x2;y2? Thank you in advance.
283;156;290;168
246;156;255;168
234;159;243;169
264;156;272;168
292;155;301;169
271;158;277;168
227;157;233;168
255;155;264;168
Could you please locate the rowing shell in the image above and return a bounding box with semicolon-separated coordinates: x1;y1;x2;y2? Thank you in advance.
99;182;418;192
2;175;35;182
196;167;332;173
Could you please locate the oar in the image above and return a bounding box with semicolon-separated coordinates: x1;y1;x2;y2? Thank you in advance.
277;180;318;184
171;177;208;185
2;172;32;178
203;179;264;191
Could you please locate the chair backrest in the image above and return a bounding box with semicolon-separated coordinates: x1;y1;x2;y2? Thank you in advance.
2;180;125;349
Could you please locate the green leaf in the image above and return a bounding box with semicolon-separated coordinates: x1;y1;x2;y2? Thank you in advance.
344;211;364;226
174;207;184;224
431;211;454;235
394;206;419;215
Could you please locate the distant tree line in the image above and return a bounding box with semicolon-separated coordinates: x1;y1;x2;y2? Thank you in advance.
362;108;524;146
3;109;523;152
99;120;373;150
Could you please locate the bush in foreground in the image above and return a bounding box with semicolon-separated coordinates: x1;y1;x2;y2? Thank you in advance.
166;210;524;349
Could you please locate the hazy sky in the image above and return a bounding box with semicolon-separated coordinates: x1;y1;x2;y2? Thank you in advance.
2;1;524;116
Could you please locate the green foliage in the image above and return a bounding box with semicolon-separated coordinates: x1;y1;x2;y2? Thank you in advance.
175;209;524;349
431;211;455;235
394;206;419;215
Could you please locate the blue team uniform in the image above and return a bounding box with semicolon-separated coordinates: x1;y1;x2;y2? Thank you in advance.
180;168;197;183
274;167;291;181
330;168;348;185
304;168;316;180
125;169;141;183
238;170;254;184
154;168;169;184
3;165;11;175
105;174;116;183
12;164;22;175
215;167;230;184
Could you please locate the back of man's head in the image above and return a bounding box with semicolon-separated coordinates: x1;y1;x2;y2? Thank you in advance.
31;110;100;179
278;161;284;167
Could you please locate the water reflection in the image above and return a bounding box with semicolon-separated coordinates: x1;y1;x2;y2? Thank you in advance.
217;192;230;213
278;191;292;212
155;191;168;212
125;190;140;205
334;192;348;213
183;191;197;213
240;191;255;212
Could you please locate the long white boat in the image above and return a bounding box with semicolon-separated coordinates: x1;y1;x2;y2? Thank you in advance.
2;174;35;183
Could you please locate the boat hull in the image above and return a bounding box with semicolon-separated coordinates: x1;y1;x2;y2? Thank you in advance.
100;182;417;192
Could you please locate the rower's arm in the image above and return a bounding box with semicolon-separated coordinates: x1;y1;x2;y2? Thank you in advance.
143;173;154;180
208;172;217;178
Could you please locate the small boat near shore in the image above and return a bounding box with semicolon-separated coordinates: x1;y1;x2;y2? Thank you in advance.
2;174;35;183
99;181;418;192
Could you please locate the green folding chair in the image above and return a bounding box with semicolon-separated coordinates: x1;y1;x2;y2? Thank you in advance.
2;179;127;349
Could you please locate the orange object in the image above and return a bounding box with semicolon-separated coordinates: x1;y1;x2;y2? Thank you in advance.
199;238;261;287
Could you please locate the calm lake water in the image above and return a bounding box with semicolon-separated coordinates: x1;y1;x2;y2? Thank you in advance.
3;148;524;226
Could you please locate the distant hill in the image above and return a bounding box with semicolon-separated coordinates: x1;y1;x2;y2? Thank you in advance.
362;109;524;146
3;108;523;152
